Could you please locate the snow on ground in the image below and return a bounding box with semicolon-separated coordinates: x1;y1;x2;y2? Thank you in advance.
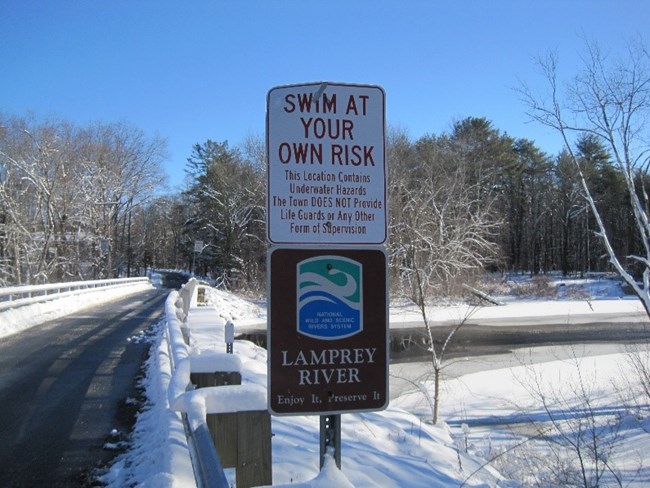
389;274;647;327
139;277;650;486
394;349;650;486
203;287;267;326
3;274;650;486
389;297;648;328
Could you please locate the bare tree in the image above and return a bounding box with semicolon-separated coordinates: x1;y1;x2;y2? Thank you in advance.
389;130;501;423
396;302;477;425
0;116;82;283
520;39;650;315
0;115;167;284
390;131;502;298
509;352;635;487
619;344;650;426
76;121;167;277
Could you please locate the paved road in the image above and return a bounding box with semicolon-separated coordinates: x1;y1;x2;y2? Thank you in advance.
0;288;167;488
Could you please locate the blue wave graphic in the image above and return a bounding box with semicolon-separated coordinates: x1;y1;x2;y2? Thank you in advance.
298;290;361;338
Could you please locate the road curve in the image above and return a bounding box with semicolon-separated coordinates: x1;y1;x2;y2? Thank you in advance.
0;288;167;488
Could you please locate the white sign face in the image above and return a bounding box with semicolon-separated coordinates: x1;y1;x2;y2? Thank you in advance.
267;82;386;245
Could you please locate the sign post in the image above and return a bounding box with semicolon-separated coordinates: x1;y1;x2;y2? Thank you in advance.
192;240;204;275
266;82;387;472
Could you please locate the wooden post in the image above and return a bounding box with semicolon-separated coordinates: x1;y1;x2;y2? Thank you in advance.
206;412;238;467
206;410;272;488
197;286;206;305
190;371;241;389
191;371;243;470
193;372;271;488
236;410;272;488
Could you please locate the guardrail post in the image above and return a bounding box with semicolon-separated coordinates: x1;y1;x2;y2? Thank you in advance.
235;410;272;488
197;285;207;305
192;366;271;487
170;295;272;488
178;278;197;318
206;412;238;468
191;372;243;473
190;371;241;389
205;410;272;488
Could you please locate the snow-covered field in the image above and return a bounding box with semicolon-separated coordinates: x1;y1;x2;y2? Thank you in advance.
2;274;649;486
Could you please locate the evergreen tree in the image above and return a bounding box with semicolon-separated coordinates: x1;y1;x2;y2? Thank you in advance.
184;140;265;288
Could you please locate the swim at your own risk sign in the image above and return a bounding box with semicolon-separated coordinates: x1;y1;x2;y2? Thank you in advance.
266;82;386;245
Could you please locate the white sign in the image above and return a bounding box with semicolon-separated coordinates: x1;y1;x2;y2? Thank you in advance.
266;82;386;245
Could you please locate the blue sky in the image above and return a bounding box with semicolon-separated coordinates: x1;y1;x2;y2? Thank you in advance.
1;1;647;190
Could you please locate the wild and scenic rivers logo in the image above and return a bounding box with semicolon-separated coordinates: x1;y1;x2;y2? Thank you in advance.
297;255;363;340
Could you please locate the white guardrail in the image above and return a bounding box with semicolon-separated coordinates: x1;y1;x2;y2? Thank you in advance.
165;278;230;488
0;277;151;312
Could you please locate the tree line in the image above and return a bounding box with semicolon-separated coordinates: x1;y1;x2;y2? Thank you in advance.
0;112;639;291
0;114;167;285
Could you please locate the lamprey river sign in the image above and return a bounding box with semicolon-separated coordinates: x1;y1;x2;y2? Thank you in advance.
267;247;388;415
266;82;386;245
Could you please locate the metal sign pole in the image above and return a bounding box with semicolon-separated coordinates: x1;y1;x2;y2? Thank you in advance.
319;414;341;470
225;320;234;354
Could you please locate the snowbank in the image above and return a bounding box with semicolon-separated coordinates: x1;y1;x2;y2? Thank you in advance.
101;318;197;488
390;297;648;327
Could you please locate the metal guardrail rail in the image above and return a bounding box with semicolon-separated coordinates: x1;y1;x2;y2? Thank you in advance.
0;277;151;312
165;281;230;488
